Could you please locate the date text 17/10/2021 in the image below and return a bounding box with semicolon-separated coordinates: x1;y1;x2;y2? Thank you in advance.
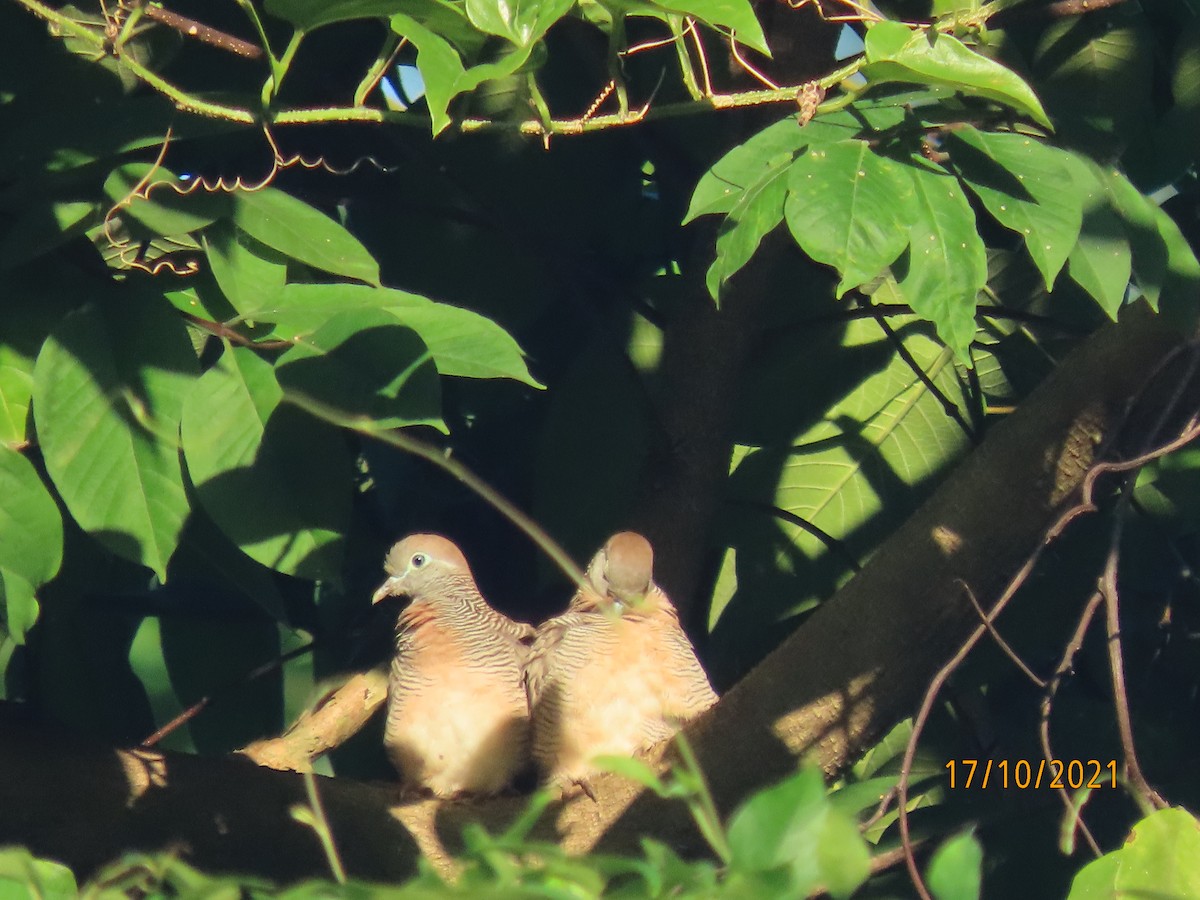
945;759;1118;790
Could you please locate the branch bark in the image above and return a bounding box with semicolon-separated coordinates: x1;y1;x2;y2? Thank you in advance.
0;304;1184;884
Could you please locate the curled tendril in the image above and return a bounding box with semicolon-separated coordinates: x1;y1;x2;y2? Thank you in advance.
102;124;397;277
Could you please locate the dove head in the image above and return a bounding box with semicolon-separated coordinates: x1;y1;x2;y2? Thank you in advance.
372;533;473;605
578;531;655;612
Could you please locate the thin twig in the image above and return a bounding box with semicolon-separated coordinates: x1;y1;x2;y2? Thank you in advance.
989;0;1129;27
140;3;263;59
182;312;293;350
958;579;1045;688
897;549;1047;899
686;17;714;97
140;641;316;746
728;37;780;90
282;392;589;589
1100;481;1167;811
1039;590;1104;857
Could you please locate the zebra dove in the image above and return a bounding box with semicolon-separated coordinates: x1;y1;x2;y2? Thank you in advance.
525;531;718;791
373;534;534;797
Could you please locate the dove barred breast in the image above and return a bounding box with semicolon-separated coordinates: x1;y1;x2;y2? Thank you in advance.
373;534;534;797
526;531;718;788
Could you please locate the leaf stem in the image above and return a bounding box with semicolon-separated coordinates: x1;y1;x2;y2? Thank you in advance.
298;771;347;884
673;732;731;864
354;34;404;106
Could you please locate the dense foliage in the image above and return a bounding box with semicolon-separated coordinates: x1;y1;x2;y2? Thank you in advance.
4;0;1200;896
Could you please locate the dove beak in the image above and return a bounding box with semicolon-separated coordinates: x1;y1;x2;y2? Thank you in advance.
372;577;401;604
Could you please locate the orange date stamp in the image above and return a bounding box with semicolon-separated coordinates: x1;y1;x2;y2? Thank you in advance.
945;759;1118;790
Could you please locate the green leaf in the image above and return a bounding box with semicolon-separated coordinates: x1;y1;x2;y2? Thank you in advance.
0;447;63;587
926;831;982;900
203;223;288;313
453;44;539;96
263;0;405;31
390;13;467;134
827;775;901;817
950;127;1084;290
0;567;39;644
0;847;78;899
686;118;808;223
0;357;33;448
1068;808;1200;900
706;163;789;300
243;283;540;385
1172;22;1200;109
465;0;573;47
1066;852;1122;899
784;140;913;295
1093;168;1168;310
686;111;903;224
181;346;352;580
864;21;1051;128
33;296;197;579
931;0;979;16
1033;19;1153;158
726;766;866;896
1154;206;1200;334
881;160;988;361
813;801;870;899
1110;808;1200;898
647;0;770;55
727;767;826;872
104;163;230;237
712;318;971;652
1065;166;1131;318
275;309;445;431
231;188;380;286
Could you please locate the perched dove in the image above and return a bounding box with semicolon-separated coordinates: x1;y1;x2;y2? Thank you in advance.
525;531;718;790
373;534;534;797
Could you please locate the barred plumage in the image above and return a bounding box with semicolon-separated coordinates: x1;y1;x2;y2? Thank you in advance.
374;534;534;797
525;532;718;790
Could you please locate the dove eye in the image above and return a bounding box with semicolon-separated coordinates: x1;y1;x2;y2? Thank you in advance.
411;553;428;568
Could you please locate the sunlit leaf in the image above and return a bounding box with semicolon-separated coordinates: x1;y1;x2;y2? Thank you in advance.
864;21;1051;128
881;159;987;361
706;163;789;300
232;188;380;286
950;127;1084;290
203;223;288;313
927;831;982;900
33;296;196;579
181;346;352;580
1067;808;1200;900
243;283;540;385
1065;166;1131;318
465;0;573;47
264;0;403;31
784;140;913;295
275;309;445;431
391;13;467;134
0;446;63;588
